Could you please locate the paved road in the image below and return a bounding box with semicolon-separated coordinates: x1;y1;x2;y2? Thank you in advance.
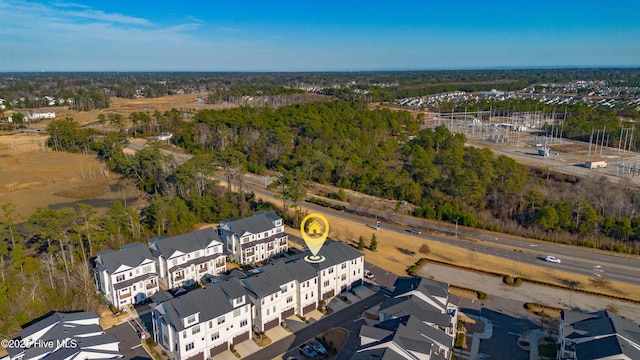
233;174;640;288
244;291;386;360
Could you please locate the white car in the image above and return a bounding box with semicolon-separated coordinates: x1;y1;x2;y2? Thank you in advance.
364;270;375;279
544;256;561;264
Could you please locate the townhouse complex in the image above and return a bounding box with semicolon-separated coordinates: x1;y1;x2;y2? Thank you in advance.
150;240;364;359
354;277;458;360
95;211;286;309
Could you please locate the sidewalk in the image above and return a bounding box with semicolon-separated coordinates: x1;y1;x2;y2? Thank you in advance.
463;313;493;360
215;284;378;360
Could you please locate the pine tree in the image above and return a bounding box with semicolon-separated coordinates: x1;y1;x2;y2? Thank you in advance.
357;235;365;250
369;233;378;251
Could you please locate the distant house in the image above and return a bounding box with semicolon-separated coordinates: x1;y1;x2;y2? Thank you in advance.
1;311;123;360
149;228;226;289
95;242;160;308
558;309;640;360
354;277;458;359
155;133;173;141
26;111;56;121
152;278;252;360
218;211;288;265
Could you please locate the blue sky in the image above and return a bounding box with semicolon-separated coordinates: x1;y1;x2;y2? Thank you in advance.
0;0;638;71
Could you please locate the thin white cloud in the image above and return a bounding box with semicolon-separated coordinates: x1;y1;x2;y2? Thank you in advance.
50;2;91;9
63;9;152;26
186;15;204;23
215;26;241;33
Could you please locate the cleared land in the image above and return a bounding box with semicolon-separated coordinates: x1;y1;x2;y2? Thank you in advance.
0;133;142;217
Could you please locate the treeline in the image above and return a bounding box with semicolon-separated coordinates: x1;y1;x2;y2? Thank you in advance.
167;100;640;253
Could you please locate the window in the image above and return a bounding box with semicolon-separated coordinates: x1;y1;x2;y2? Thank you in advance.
183;331;187;339
240;319;248;327
328;268;334;274
305;293;308;300
267;308;270;316
192;325;200;335
286;296;293;304
171;259;177;266
233;309;241;318
185;343;194;351
209;321;212;329
116;274;125;282
211;332;220;341
314;278;317;284
217;316;225;325
143;265;152;273
323;280;330;287
341;274;346;281
186;315;196;324
341;263;347;269
281;286;287;293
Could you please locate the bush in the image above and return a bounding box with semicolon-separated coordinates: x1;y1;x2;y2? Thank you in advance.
419;244;431;255
454;333;466;348
477;291;488;300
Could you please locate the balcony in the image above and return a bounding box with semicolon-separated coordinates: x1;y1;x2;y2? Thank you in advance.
198;266;208;274
146;281;157;290
174;273;185;282
120;291;131;299
267;244;275;251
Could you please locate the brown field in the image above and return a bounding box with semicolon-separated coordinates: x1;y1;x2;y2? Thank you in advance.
282;203;640;303
0;133;143;217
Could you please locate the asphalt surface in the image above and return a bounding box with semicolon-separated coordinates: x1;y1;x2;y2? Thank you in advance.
235;174;640;287
243;291;387;360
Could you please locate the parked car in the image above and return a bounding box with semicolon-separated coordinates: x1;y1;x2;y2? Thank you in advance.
299;344;318;358
309;340;327;355
286;357;299;360
544;256;561;264
409;228;422;234
364;270;374;279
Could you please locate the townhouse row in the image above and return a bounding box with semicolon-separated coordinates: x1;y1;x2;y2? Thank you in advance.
152;240;365;360
94;211;288;309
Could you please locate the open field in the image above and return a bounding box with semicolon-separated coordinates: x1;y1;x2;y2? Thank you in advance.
0;133;143;217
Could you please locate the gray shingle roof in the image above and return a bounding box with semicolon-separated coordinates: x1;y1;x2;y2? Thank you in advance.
221;211;280;237
352;347;409;360
392;277;449;300
160;283;236;332
562;310;640;359
283;258;318;282
150;228;222;258
96;242;155;274
241;260;294;298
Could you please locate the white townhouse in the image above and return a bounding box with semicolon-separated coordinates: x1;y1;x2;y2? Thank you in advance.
152;278;252;360
218;211;288;265
95;242;159;308
307;240;365;301
282;259;320;316
241;261;298;332
2;312;123;360
149;228;226;289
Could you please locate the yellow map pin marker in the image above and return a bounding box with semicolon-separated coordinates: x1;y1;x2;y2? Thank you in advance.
301;213;329;263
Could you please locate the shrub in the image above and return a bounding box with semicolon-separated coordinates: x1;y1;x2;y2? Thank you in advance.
419;244;431;255
477;291;488;300
454;333;466;348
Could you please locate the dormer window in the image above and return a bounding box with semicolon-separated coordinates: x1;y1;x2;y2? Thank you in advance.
116;274;125;282
186;314;197;324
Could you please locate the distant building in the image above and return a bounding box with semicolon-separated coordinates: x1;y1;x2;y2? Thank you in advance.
585;159;607;169
1;311;123;360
